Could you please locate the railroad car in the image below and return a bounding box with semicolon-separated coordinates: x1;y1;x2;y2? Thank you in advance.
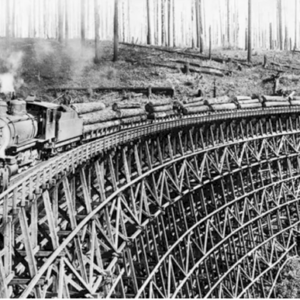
0;95;293;190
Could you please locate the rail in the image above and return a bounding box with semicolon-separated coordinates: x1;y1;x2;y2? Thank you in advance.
1;106;300;214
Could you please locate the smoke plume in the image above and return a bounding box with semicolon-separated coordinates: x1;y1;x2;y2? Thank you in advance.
0;51;24;94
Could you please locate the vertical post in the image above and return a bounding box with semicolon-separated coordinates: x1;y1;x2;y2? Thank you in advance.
113;0;119;61
95;0;101;63
247;0;252;62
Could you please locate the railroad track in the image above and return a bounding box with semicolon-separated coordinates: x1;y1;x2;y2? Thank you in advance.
1;106;300;298
1;106;300;212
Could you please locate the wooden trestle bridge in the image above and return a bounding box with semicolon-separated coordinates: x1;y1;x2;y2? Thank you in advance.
2;107;300;298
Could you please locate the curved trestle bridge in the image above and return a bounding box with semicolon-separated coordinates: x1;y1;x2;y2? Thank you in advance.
2;108;300;298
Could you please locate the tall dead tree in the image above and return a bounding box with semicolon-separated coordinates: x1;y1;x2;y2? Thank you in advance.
168;0;171;46
199;0;204;53
81;0;86;42
6;0;10;39
191;0;195;48
278;0;283;50
58;0;64;42
94;0;101;63
195;0;200;48
161;0;166;45
247;0;252;62
12;0;16;38
227;0;230;47
173;0;175;46
65;0;69;40
269;23;273;49
113;0;119;61
147;0;152;44
44;0;48;38
295;0;298;50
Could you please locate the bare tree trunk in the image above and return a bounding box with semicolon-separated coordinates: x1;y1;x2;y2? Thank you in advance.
65;0;69;40
113;0;119;61
44;0;48;38
128;0;131;43
168;0;171;46
6;0;10;39
247;0;252;62
161;0;166;46
58;0;64;42
227;0;230;47
195;0;200;48
94;0;101;63
209;26;212;59
147;0;152;44
278;0;283;50
122;0;125;42
173;0;175;46
28;0;32;37
12;0;15;38
191;0;195;48
270;23;273;49
284;25;288;50
199;0;204;53
295;0;298;50
81;0;86;42
245;27;248;50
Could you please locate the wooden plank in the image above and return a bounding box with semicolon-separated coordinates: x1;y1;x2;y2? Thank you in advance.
0;258;8;298
30;197;38;249
43;191;59;249
63;177;88;283
19;208;42;297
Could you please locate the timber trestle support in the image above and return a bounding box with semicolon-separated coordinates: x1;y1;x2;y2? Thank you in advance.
2;108;300;297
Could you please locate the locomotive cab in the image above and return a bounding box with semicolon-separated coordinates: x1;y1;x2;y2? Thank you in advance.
26;100;83;153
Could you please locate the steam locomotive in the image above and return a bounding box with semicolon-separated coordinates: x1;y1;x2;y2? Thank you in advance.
0;97;83;189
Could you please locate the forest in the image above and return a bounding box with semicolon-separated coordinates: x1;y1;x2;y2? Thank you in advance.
0;0;299;106
0;0;299;54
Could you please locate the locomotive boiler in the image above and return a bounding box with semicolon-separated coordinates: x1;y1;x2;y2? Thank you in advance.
0;98;83;190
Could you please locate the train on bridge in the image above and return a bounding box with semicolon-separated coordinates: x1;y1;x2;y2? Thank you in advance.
0;94;296;190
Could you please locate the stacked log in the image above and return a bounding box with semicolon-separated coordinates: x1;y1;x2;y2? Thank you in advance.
83;120;121;133
175;97;210;115
287;93;300;106
146;99;174;118
112;101;141;110
112;101;146;124
71;102;106;114
234;96;262;109
205;96;237;111
80;109;120;125
262;95;290;107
